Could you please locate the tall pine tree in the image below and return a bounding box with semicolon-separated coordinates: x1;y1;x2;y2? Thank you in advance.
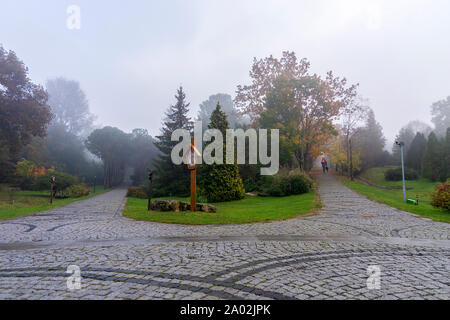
406;132;426;173
422;132;443;182
442;127;450;181
202;103;245;202
357;109;386;170
153;86;192;196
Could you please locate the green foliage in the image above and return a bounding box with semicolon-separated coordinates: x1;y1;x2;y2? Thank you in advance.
422;132;444;182
66;184;90;198
356;109;387;170
46;124;100;181
430;96;450;138
129;129;158;186
153;86;192;197
14;159;39;189
126;186;147;199
443;128;450;182
0;46;53;156
384;167;418;181
431;183;450;211
203;165;245;202
197;93;242;131
241;166;274;192
406;132;427;172
202;103;245;202
46;77;94;137
86;126;131;188
35;172;78;194
266;169;313;197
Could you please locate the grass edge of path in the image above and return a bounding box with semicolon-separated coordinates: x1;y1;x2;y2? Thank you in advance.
0;186;110;221
339;176;449;223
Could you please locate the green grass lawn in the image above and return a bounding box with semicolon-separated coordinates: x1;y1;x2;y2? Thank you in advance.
359;166;406;187
123;192;319;225
0;186;108;220
342;167;449;223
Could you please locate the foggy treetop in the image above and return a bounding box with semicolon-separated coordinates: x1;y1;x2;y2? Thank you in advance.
1;1;449;144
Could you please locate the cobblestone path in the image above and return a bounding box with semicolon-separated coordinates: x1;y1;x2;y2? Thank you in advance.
0;171;448;299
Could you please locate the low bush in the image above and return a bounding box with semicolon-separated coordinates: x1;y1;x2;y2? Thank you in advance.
243;175;274;193
66;184;91;198
431;183;450;211
127;186;147;199
266;169;313;197
35;171;78;195
384;167;418;181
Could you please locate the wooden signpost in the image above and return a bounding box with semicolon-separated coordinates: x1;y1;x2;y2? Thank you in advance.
186;138;199;212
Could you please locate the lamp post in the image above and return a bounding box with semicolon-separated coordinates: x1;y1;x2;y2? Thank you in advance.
50;175;55;204
186;138;199;212
147;169;153;212
396;141;406;203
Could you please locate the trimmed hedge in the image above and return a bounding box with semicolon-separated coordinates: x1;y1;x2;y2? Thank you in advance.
384;167;418;181
431;183;450;211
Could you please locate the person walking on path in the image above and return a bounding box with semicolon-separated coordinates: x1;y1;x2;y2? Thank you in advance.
321;157;328;173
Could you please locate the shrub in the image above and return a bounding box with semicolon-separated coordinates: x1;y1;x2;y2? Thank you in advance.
13;159;54;190
35;171;78;195
384;167;418;181
431;183;450;211
127;186;147;199
67;184;91;198
243;174;274;193
203;164;245;203
266;169;313;197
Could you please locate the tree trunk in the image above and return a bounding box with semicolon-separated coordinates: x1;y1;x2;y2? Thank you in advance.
349;139;353;180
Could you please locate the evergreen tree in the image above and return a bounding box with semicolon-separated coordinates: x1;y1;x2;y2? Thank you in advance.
197;93;242;131
430;96;450;138
202;103;245;202
357;109;386;170
392;127;415;163
406;132;426;173
442;127;450;181
422;132;443;182
153;87;192;196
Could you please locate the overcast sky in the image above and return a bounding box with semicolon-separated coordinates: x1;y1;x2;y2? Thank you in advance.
1;0;449;144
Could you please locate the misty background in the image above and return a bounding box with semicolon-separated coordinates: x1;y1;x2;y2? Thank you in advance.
1;0;449;146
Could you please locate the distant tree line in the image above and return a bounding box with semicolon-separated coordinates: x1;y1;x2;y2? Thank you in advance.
0;45;158;190
3;44;448;198
391;98;450;182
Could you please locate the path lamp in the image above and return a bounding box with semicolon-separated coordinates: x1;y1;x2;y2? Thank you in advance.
93;176;96;193
147;169;153;212
185;138;200;212
395;141;407;203
50;175;56;204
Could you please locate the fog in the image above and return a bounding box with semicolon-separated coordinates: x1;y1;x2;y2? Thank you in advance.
1;0;449;143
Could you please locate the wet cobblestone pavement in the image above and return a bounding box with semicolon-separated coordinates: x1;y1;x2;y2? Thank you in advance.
0;171;448;299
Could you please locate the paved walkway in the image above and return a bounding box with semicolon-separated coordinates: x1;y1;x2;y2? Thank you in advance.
0;171;448;299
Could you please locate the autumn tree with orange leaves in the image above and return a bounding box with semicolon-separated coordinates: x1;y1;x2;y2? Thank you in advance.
236;51;358;171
